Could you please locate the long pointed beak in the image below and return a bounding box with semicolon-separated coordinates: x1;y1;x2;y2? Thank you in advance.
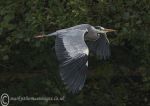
34;35;46;39
103;28;117;33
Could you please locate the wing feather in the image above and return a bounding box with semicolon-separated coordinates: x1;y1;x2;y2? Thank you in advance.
55;29;89;93
89;34;110;60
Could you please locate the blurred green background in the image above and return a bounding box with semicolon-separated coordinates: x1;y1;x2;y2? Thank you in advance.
0;0;150;106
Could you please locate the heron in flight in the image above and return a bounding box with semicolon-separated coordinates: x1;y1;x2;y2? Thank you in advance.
35;24;116;93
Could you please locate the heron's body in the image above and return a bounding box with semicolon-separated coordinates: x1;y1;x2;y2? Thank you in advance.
49;24;99;41
35;24;116;93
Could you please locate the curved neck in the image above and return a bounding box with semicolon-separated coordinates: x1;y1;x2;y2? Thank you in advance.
85;26;99;41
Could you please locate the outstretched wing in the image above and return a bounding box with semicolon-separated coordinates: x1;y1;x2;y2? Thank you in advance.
89;34;110;60
55;29;89;93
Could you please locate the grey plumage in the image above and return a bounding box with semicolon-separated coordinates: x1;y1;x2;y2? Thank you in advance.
89;33;110;60
55;29;88;93
36;24;116;93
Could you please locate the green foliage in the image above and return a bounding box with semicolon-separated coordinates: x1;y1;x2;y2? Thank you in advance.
0;0;150;106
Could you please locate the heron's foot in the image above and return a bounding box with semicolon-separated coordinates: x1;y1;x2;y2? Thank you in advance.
34;35;45;39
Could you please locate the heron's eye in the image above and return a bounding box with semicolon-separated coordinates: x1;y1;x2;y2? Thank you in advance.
97;33;101;37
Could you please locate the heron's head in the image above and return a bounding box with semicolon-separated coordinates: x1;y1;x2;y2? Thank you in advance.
95;26;116;34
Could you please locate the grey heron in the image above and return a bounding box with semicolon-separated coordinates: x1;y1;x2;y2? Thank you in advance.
35;24;116;93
